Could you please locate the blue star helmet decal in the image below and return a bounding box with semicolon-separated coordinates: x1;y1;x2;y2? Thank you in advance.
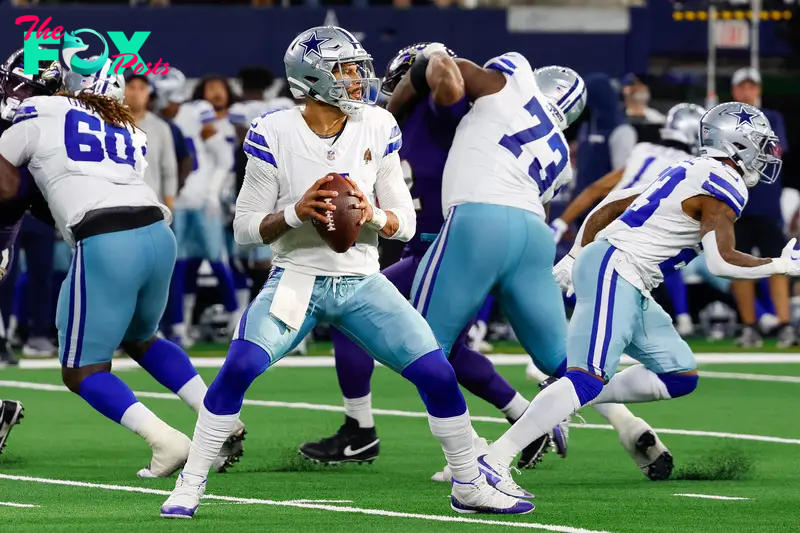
726;105;758;127
298;31;331;60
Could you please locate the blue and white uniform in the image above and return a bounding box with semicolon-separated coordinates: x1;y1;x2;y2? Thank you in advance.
570;157;748;378
411;52;571;375
0;95;173;368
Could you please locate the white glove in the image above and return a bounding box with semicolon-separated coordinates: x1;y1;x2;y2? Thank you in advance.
553;254;576;297
774;238;800;276
421;43;447;60
550;218;568;244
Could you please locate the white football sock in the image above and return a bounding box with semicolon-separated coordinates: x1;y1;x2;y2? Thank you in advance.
177;374;208;413
500;392;529;422
592;403;638;431
343;394;374;429
428;411;479;483
120;402;175;446
182;406;240;485
590;365;671;405
183;293;196;332
235;288;250;310
489;378;581;468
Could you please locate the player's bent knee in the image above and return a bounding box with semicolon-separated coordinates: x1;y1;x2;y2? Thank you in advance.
657;372;698;399
401;349;466;418
564;369;604;406
121;336;158;361
61;362;112;394
205;339;271;415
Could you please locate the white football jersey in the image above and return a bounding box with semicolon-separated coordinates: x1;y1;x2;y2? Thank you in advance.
228;97;296;128
173;100;217;208
238;105;409;276
598;156;749;293
442;52;572;220
0;95;168;246
614;142;693;192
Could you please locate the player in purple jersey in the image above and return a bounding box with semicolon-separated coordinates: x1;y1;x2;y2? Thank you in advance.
0;47;62;453
299;43;550;471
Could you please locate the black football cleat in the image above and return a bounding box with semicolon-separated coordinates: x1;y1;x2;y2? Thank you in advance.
299;416;379;465
517;432;550;470
0;337;18;367
0;400;24;455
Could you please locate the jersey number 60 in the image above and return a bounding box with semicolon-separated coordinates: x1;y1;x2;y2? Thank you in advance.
64;109;138;168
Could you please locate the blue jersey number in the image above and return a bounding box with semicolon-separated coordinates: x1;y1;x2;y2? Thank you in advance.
64;109;136;167
498;96;569;196
619;166;688;228
185;138;199;172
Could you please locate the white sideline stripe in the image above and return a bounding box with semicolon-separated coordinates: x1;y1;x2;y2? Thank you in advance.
673;493;751;501
0;474;610;533
698;371;800;384
16;352;800;370
3;380;800;446
0;501;39;508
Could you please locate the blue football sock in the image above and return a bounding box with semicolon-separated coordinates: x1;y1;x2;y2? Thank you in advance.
137;338;199;394
78;372;139;423
205;339;271;415
402;350;467;418
209;260;238;313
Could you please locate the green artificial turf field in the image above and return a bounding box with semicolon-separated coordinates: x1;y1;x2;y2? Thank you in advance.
1;341;800;532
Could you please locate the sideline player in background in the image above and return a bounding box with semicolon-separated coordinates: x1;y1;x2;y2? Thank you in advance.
0;47;61;452
151;71;238;347
552;103;706;337
0;59;244;476
486;103;791;496
161;26;532;519
299;42;550;472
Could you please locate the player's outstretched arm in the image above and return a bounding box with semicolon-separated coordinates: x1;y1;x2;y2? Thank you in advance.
0;119;39;200
696;195;799;278
387;47;465;117
454;58;506;100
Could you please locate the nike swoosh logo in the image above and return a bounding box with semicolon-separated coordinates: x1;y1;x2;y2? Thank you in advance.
343;439;379;457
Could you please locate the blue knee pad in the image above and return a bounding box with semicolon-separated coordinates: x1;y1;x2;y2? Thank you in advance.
204;339;271;415
565;370;604;406
658;373;698;399
553;359;566;378
401;349;467;418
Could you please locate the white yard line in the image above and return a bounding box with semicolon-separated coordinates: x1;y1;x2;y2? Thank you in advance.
673;493;751;501
15;352;800;370
0;474;610;533
2;379;800;446
0;501;39;508
698;371;800;384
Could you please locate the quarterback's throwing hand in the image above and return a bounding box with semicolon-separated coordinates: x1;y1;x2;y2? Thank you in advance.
296;175;339;225
345;176;373;226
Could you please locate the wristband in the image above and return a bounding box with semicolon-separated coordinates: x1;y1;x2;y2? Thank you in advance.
409;56;431;96
284;203;303;228
366;207;388;231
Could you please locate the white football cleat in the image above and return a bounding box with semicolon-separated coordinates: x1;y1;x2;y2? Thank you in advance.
617;416;674;481
451;474;533;515
160;473;206;519
432;436;489;483
477;454;534;499
137;429;191;478
212;419;246;473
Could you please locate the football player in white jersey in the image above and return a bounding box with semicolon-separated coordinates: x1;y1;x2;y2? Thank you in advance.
483;102;795;497
151;71;238;348
0;58;244;477
552;103;706;337
160;26;533;519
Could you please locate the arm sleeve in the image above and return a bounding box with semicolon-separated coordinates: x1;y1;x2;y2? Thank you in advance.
702;231;786;279
375;151;416;242
608;124;637;170
0;120;40;167
570;183;647;257
159;122;178;199
233;157;279;246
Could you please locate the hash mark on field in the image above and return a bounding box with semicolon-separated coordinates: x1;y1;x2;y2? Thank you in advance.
673;493;752;501
0;474;611;533
0;501;39;508
3;379;800;446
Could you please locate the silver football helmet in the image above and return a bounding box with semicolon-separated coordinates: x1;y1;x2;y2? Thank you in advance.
62;57;125;103
700;102;782;188
660;103;705;152
285;26;380;116
533;65;586;131
149;68;186;110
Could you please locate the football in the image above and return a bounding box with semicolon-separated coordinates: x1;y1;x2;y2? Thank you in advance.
312;172;362;253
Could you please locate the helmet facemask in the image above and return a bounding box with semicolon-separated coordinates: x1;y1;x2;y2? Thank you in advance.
0;63;60;121
325;56;380;116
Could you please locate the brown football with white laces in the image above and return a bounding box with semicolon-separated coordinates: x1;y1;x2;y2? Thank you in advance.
312;173;362;253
